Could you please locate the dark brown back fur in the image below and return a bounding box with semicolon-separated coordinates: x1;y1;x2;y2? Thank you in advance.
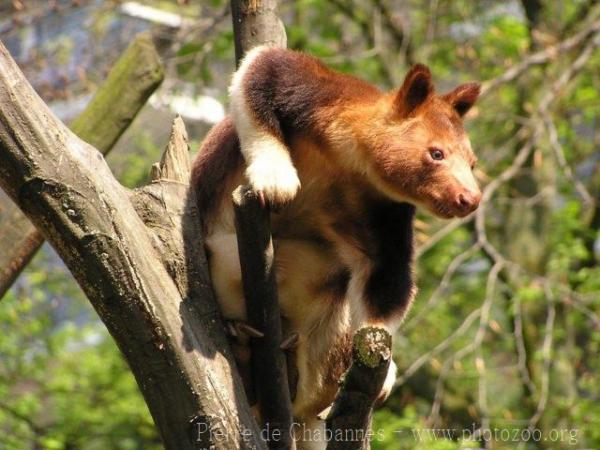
191;116;243;226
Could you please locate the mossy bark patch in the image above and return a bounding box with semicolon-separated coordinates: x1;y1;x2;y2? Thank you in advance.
352;327;392;368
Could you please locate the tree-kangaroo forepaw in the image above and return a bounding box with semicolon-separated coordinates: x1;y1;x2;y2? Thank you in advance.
245;157;300;207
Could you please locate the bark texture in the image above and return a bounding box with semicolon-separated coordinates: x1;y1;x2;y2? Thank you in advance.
0;32;164;299
233;186;295;449
0;39;264;450
231;0;287;65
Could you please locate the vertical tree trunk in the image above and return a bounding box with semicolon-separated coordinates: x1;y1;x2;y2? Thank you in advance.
229;2;294;448
231;0;287;64
233;187;295;449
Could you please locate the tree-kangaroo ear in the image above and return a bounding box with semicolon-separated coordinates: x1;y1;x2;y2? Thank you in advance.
443;82;481;116
394;64;434;116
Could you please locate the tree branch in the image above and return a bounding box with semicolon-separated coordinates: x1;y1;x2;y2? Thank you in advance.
230;0;287;65
326;327;392;450
0;32;164;299
233;187;295;449
480;18;600;96
372;0;414;65
0;39;264;450
229;2;293;448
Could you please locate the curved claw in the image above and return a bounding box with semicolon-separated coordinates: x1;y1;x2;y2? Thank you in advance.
237;322;265;338
316;404;332;421
257;190;266;209
224;320;265;339
280;331;299;350
225;321;239;338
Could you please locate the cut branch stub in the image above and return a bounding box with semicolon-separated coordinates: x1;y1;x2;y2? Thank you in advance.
232;185;295;450
157;115;191;183
352;327;392;368
326;327;392;450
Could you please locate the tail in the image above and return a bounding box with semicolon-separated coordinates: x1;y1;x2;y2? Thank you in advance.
191;116;243;228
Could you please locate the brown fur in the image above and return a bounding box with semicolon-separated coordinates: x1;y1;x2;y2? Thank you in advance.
192;47;482;440
191;116;243;228
242;48;381;144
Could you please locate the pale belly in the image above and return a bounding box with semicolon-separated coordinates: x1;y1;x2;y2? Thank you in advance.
205;232;353;418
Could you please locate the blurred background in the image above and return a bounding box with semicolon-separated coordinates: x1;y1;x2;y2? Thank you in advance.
0;0;599;449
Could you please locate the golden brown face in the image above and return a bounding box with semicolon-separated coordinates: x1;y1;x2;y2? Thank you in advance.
367;65;482;218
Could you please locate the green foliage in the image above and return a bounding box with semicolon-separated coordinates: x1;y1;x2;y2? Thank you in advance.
372;406;474;449
0;250;159;450
109;130;163;188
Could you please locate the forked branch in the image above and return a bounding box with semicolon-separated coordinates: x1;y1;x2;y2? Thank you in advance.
0;38;263;450
0;32;164;299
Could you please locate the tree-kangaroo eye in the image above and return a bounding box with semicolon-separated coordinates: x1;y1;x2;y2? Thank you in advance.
429;148;445;160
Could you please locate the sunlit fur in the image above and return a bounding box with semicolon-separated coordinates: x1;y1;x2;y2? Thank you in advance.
192;46;481;449
229;46;301;204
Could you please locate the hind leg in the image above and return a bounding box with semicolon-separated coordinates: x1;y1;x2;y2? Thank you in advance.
294;418;327;450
